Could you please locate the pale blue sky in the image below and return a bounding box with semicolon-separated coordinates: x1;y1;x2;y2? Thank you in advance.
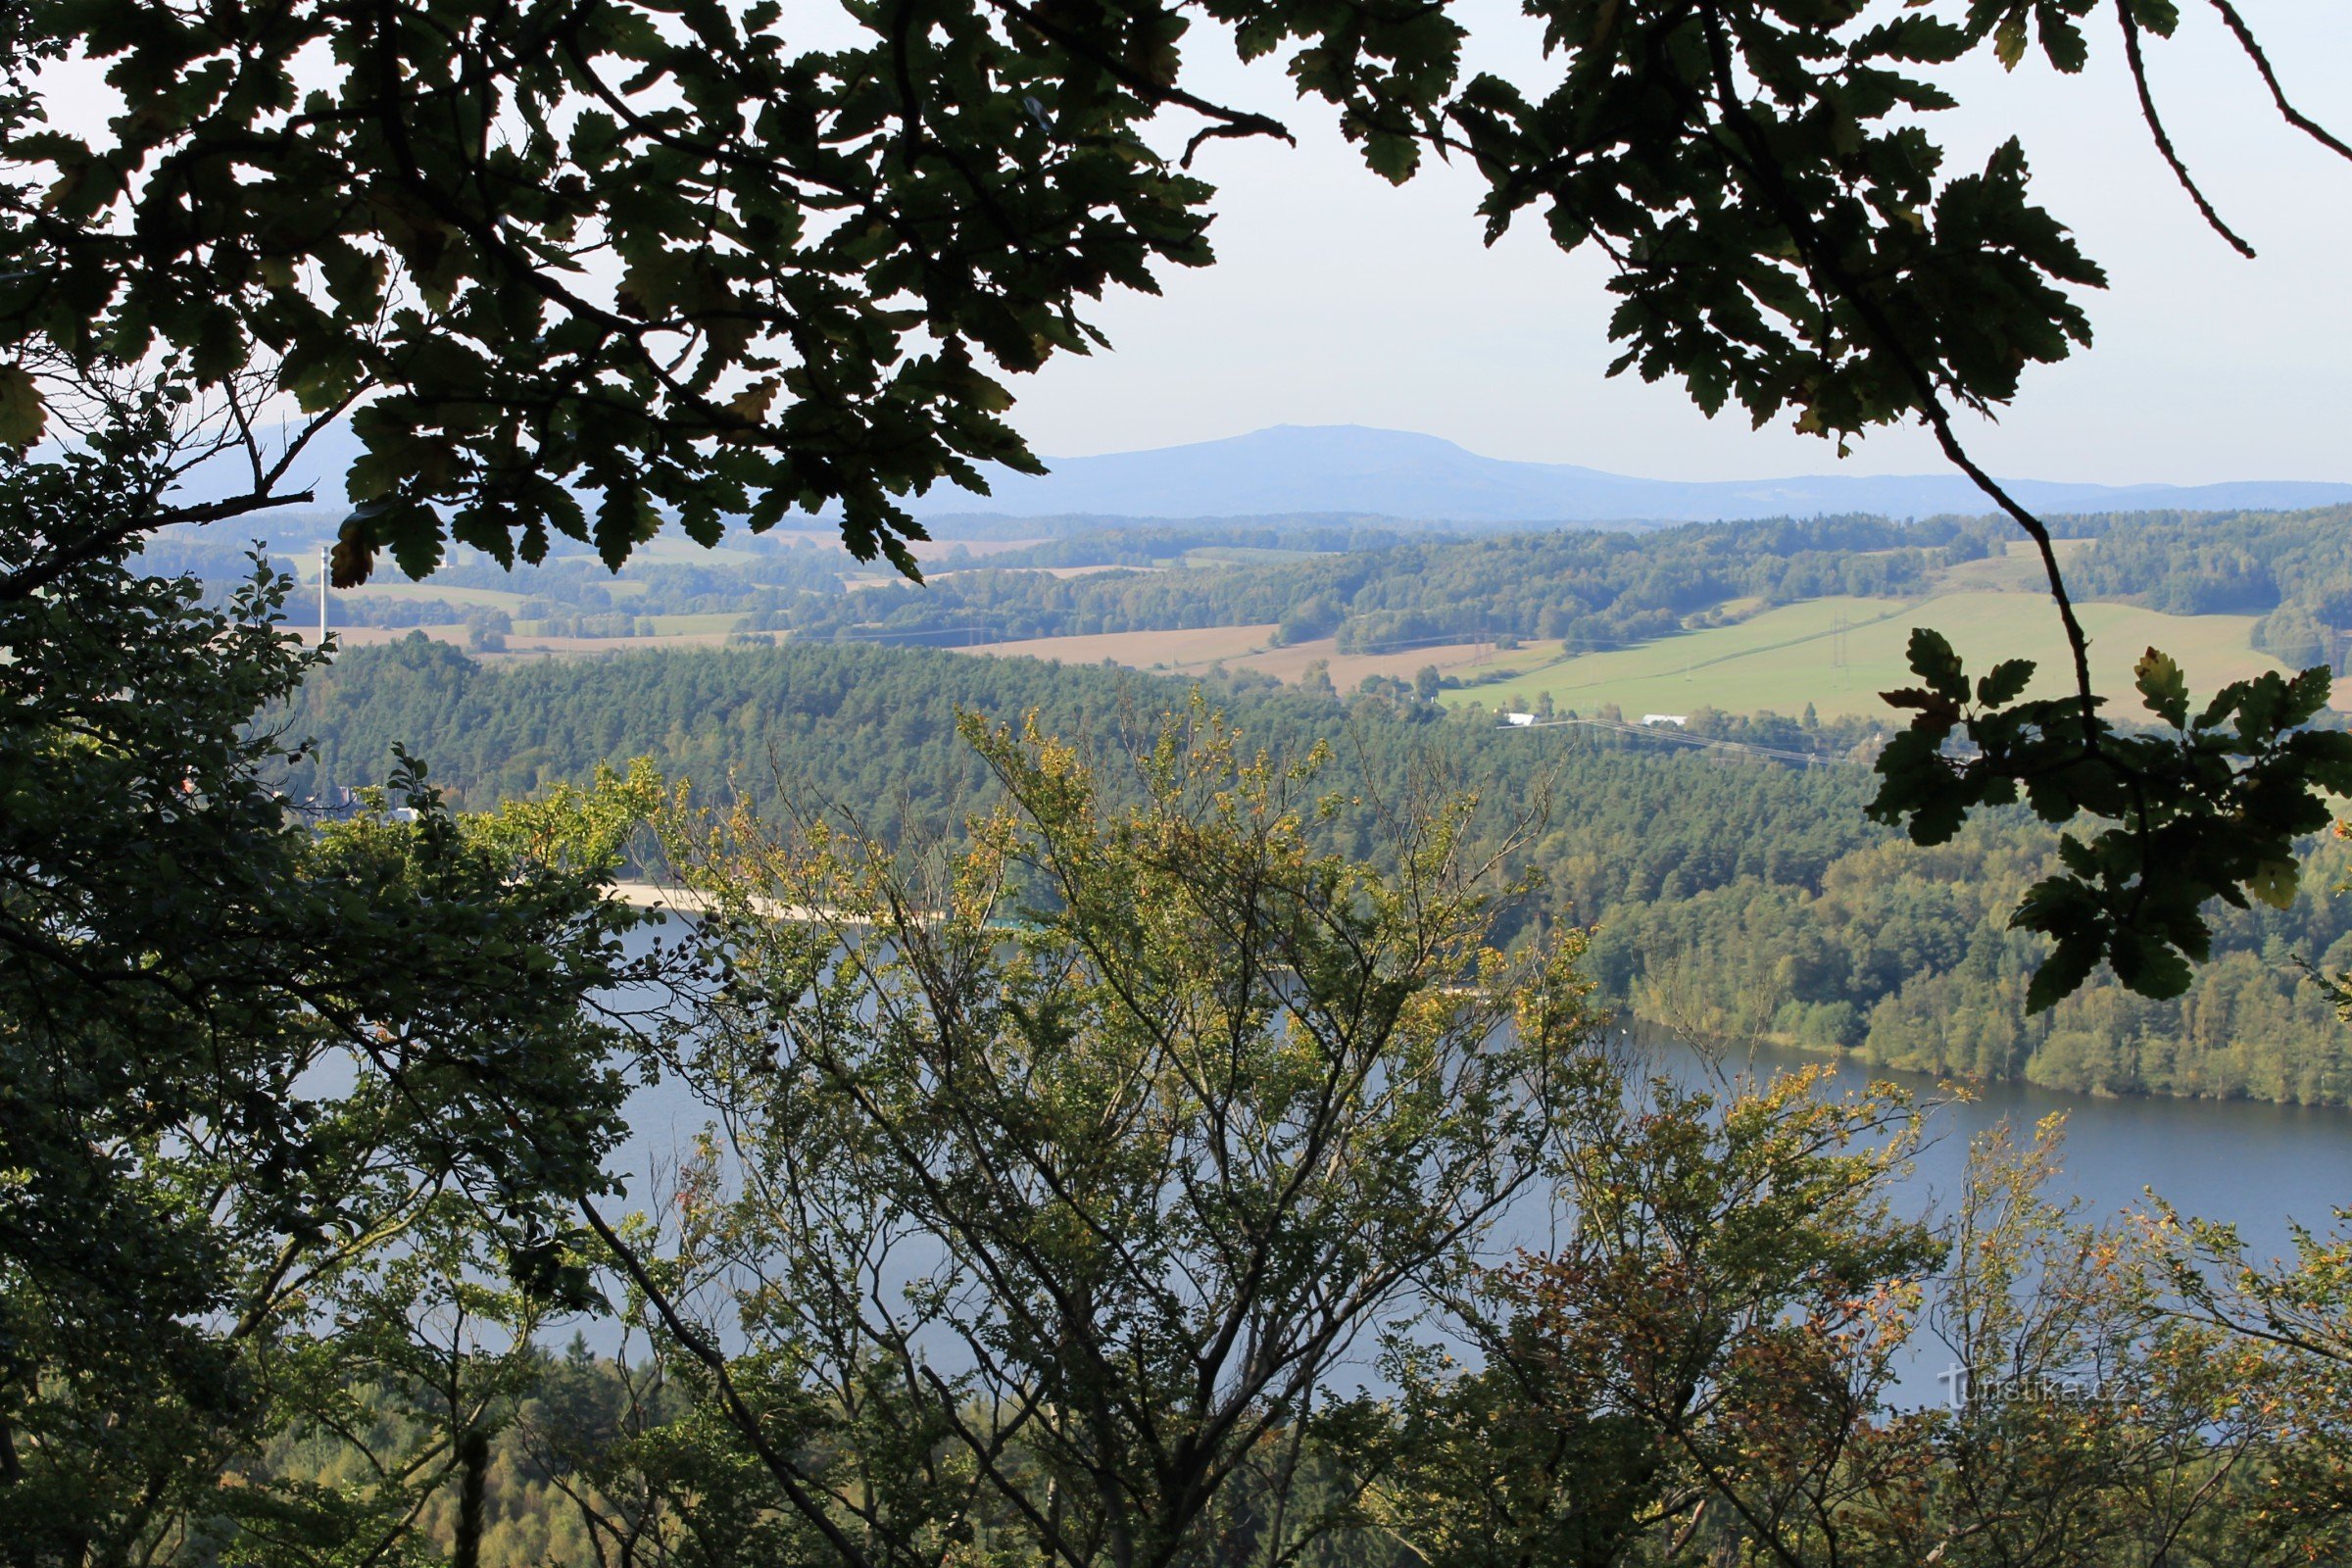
43;2;2352;488
1008;0;2352;485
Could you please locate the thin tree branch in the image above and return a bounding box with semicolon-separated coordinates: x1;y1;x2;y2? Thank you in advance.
2117;0;2254;258
2207;0;2352;166
574;1197;886;1568
0;488;317;606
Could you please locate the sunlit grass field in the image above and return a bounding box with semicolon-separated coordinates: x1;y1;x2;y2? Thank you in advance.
1439;591;2305;720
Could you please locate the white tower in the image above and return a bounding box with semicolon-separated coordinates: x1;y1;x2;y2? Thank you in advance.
318;544;329;646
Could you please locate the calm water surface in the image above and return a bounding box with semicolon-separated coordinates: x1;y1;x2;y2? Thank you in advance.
605;923;2352;1393
1682;1035;2352;1263
616;1026;2352;1265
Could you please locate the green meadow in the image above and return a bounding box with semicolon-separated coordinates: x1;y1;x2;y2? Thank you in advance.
1444;591;2305;720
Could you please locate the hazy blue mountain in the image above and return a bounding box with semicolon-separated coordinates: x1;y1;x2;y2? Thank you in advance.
911;425;2352;524
175;419;2352;527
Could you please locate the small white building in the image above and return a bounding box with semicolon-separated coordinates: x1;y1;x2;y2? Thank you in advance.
1641;713;1688;727
1502;712;1538;727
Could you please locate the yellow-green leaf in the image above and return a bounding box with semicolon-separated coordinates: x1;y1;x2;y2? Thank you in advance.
1994;17;2027;68
726;377;780;423
2249;858;2298;910
2134;647;2188;726
0;364;45;448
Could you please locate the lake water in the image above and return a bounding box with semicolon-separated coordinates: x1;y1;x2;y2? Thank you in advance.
603;922;2352;1398
1625;1030;2352;1402
612;1019;2352;1268
1644;1033;2352;1262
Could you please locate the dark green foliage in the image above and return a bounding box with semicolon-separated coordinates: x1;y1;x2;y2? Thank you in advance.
4;0;2289;589
285;638;2352;1103
0;424;656;1554
1871;630;2352;1010
2;0;1458;580
1437;0;2106;444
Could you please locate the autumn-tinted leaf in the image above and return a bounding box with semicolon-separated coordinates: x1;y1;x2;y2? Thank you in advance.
2134;647;2188;726
0;363;44;448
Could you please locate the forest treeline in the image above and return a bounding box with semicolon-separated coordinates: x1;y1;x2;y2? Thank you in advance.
2065;505;2352;670
786;503;2352;656
286;636;2352;1105
777;514;1961;648
139;527;850;632
162;503;2352;676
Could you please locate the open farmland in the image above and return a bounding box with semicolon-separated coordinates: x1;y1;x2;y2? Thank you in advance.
961;625;1533;689
945;582;2324;721
1440;590;2306;719
1936;535;2095;592
491;630;743;657
956;625;1540;689
330;579;534;611
286;523;2344;718
290;624;476;650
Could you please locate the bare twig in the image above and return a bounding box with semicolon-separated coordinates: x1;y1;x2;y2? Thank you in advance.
2118;0;2255;258
575;1197;886;1568
2207;0;2352;166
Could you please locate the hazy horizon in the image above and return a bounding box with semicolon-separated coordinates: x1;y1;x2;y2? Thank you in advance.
994;0;2352;487
40;0;2352;492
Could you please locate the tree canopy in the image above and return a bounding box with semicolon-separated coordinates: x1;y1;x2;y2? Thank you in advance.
0;422;673;1554
6;0;2343;583
9;0;2351;1007
17;3;2352;1558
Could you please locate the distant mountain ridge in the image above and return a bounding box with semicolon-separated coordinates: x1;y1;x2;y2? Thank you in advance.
188;420;2352;528
908;424;2352;525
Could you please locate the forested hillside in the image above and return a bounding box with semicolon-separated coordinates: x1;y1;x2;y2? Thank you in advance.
777;514;1961;649
288;637;2352;1105
2068;505;2352;670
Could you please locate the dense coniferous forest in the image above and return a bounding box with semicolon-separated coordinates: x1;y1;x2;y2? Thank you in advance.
286;636;2352;1105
